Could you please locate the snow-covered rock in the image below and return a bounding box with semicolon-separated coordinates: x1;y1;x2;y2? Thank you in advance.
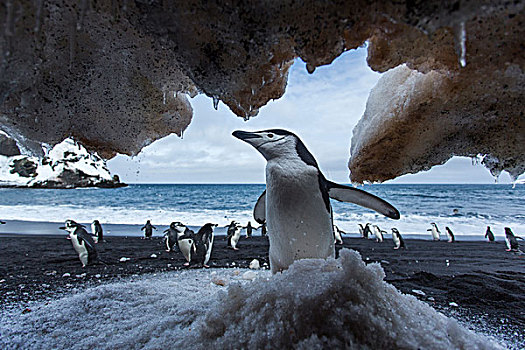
0;139;125;189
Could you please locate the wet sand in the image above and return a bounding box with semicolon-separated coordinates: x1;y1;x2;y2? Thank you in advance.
0;233;523;347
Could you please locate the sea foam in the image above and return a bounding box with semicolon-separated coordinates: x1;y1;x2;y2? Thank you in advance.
0;250;501;349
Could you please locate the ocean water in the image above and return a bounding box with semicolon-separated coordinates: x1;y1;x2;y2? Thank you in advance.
0;184;523;238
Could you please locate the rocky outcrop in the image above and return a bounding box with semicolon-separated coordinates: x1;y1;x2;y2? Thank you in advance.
0;139;126;188
0;1;523;180
0;133;20;156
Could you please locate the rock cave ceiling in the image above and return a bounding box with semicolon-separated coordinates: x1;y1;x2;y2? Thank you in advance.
0;0;523;182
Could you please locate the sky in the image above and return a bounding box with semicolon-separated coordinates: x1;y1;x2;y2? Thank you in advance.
108;47;516;184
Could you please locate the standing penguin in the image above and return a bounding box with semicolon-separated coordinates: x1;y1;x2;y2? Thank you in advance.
485;226;495;242
233;129;399;273
175;224;196;266
391;228;406;249
141;220;157;239
59;220;98;267
333;225;346;245
164;222;182;252
244;221;255;238
0;221;5;224
427;223;441;241
372;225;386;243
504;227;521;252
260;222;267;237
360;223;372;239
225;221;237;240
91;220;104;243
194;223;217;267
445;227;455;243
226;222;242;250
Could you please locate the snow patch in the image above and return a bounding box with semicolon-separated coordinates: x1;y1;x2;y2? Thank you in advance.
0;250;500;349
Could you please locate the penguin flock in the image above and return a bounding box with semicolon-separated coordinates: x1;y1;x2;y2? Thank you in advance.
57;218;266;268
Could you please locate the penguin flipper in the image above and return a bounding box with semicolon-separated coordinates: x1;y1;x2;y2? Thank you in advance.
326;181;400;219
253;190;266;224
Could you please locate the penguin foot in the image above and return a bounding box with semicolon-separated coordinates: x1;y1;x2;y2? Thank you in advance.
233;248;239;251
183;262;190;266
203;264;210;268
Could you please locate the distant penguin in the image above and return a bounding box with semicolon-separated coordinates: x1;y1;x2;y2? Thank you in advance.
372;225;386;243
260;222;267;236
360;223;372;239
391;228;406;249
225;221;237;240
227;222;242;250
245;221;254;238
194;223;217;267
164;222;182;252
91;220;104;243
176;224;196;266
0;221;5;224
485;226;495;242
427;223;441;241
141;220;156;239
445;227;455;243
333;225;345;245
59;220;98;267
233;129;399;273
358;224;365;238
504;227;521;252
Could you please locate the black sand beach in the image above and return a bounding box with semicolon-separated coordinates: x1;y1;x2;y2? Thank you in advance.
0;234;523;347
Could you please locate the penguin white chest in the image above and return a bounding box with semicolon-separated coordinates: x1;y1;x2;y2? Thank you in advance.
392;233;400;247
70;233;89;266
266;160;334;273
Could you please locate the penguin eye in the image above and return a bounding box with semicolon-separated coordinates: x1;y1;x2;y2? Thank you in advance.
267;133;274;138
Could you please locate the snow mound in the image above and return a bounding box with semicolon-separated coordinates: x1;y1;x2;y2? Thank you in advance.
0;250;501;349
0;139;124;188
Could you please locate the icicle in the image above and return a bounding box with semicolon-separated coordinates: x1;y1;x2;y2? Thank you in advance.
4;0;14;36
212;96;219;110
180;129;184;139
34;0;44;32
77;0;88;31
69;19;77;69
459;21;467;67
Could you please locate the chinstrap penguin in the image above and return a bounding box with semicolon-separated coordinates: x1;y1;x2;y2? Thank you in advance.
445;226;455;243
391;228;406;249
164;222;183;252
193;223;217;267
233;129;399;273
226;222;242;250
428;223;441;241
485;226;495;242
175;223;196;266
372;225;386;243
244;221;255;238
59;220;98;267
91;220;104;243
260;222;267;236
141;220;157;239
504;227;521;252
333;225;346;245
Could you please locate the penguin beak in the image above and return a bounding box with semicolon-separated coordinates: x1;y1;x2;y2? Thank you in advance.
59;226;66;230
232;130;262;141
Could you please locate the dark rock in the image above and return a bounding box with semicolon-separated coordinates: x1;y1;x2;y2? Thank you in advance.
9;158;38;178
0;134;21;157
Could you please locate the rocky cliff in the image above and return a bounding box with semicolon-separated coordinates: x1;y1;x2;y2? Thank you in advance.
0;138;125;188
